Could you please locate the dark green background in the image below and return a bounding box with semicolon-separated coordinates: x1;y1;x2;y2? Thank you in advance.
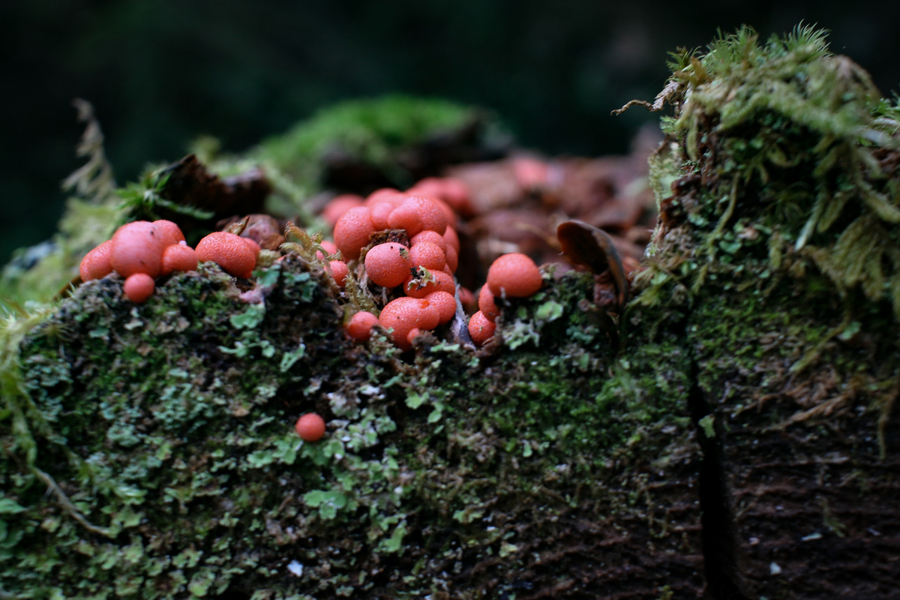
2;0;898;265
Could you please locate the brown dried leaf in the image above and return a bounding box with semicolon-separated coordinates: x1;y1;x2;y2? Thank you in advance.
557;220;629;307
158;154;272;231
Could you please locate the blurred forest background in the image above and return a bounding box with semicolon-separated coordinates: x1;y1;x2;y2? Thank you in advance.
1;0;898;266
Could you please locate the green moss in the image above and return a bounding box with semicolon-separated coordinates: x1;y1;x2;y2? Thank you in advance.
642;24;900;315
2;257;403;597
615;29;900;597
256;95;499;187
619;27;900;445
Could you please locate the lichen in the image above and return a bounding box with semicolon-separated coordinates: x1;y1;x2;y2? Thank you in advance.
4;248;699;598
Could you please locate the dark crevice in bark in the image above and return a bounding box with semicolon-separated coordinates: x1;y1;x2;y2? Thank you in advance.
688;362;747;600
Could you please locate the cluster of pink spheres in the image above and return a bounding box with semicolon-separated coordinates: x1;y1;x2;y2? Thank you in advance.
80;220;260;302
325;179;542;352
310;177;543;443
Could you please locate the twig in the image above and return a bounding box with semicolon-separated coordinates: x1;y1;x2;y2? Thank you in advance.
34;467;116;538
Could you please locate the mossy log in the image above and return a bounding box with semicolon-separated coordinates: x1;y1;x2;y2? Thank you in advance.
3;257;703;599
2;26;900;599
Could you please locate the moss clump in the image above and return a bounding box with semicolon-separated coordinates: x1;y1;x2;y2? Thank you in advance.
632;24;900;400
643;25;900;310
256;95;504;186
3;255;414;598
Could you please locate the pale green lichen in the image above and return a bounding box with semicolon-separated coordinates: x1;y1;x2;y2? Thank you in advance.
7;250;690;597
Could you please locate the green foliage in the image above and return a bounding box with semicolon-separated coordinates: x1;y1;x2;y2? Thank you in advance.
0;304;59;466
665;25;859;143
61;99;118;205
117;168;215;223
643;25;900;318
